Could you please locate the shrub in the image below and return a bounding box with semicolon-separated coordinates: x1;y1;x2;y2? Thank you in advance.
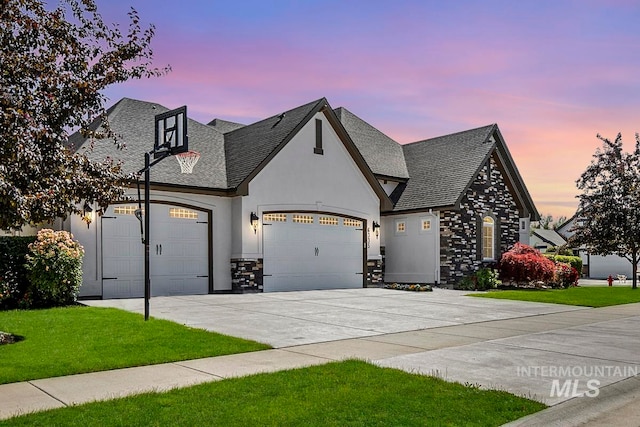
25;229;84;308
475;268;500;290
455;275;476;290
553;262;580;288
499;243;555;285
0;236;37;310
543;254;583;275
454;268;500;291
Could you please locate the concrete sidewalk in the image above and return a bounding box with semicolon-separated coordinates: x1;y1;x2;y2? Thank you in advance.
2;301;639;425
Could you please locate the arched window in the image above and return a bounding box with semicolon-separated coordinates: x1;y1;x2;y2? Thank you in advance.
482;216;495;260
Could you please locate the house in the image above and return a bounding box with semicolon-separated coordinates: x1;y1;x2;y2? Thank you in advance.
66;97;539;298
530;228;567;252
557;215;636;279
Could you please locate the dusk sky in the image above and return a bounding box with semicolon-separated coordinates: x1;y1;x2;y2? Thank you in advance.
98;0;640;220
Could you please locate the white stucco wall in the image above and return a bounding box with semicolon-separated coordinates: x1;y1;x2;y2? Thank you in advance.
239;111;381;260
382;211;440;284
519;217;531;245
71;190;232;297
588;254;637;279
379;179;400;196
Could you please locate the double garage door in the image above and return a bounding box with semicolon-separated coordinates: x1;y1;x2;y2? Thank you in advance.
263;213;364;292
101;204;209;298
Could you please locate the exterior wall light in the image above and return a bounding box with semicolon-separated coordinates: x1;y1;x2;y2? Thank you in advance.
83;202;94;229
250;212;259;234
372;220;380;239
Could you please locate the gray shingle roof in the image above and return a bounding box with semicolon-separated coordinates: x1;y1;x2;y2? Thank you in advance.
391;124;496;211
334;107;409;180
207;118;246;134
70;97;537;219
71;98;228;189
224;98;325;190
532;228;567;247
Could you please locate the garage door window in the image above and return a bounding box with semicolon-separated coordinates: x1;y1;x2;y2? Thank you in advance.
264;213;287;222
113;205;139;215
343;218;362;227
319;216;338;226
293;214;314;224
169;208;198;219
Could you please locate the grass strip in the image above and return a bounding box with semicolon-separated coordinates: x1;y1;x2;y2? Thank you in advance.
1;360;546;426
469;286;640;307
0;306;269;384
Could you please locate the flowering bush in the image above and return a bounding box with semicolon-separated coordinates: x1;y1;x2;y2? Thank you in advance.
553;262;580;288
26;229;84;308
498;243;555;285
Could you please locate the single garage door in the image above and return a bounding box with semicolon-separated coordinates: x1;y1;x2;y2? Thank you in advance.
102;204;209;298
263;213;363;292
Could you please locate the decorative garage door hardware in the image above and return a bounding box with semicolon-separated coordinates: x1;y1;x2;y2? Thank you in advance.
315;247;319;256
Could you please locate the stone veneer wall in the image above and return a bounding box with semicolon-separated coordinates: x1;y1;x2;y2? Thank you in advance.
439;156;519;286
230;258;263;292
366;259;383;287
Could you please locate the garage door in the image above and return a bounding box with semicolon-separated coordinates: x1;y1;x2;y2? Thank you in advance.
263;213;363;292
102;204;209;298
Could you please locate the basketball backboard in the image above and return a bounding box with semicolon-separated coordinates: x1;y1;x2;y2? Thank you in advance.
154;106;188;158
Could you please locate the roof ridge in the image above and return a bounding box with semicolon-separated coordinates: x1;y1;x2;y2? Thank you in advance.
227;98;326;136
405;123;496;147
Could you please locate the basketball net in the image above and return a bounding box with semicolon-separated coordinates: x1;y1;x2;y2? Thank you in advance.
176;150;200;174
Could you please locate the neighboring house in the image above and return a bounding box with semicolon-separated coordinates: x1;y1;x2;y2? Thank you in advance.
66;97;539;298
530;228;567;252
558;215;636;279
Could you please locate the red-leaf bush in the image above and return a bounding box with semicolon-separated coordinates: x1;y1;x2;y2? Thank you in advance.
553;262;580;288
499;243;555;285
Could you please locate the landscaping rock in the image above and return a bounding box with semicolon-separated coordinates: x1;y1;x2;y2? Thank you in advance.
0;331;17;345
384;283;433;292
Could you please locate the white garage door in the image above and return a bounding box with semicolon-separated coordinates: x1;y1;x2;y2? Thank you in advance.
263;213;363;292
102;204;209;298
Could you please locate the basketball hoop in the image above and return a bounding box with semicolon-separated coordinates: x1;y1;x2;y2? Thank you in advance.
176;150;200;174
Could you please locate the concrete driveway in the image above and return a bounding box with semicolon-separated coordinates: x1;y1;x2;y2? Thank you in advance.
85;287;584;348
85;288;640;411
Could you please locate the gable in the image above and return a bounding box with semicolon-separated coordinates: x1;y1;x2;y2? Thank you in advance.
227;99;392;210
388;124;539;221
248;111;382;212
390;125;496;212
224;99;324;191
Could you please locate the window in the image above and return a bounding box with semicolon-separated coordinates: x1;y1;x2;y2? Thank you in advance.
482;216;495;260
343;218;362;227
395;220;406;234
113;206;139;215
293;214;314;224
169;208;198;219
263;213;287;222
421;219;432;231
319;216;338;226
314;119;323;155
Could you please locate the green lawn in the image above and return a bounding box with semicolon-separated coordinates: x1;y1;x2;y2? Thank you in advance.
470;286;640;307
0;306;269;384
1;360;545;426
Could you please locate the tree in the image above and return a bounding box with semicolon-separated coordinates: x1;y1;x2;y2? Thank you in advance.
532;214;568;230
572;133;640;289
0;0;168;230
